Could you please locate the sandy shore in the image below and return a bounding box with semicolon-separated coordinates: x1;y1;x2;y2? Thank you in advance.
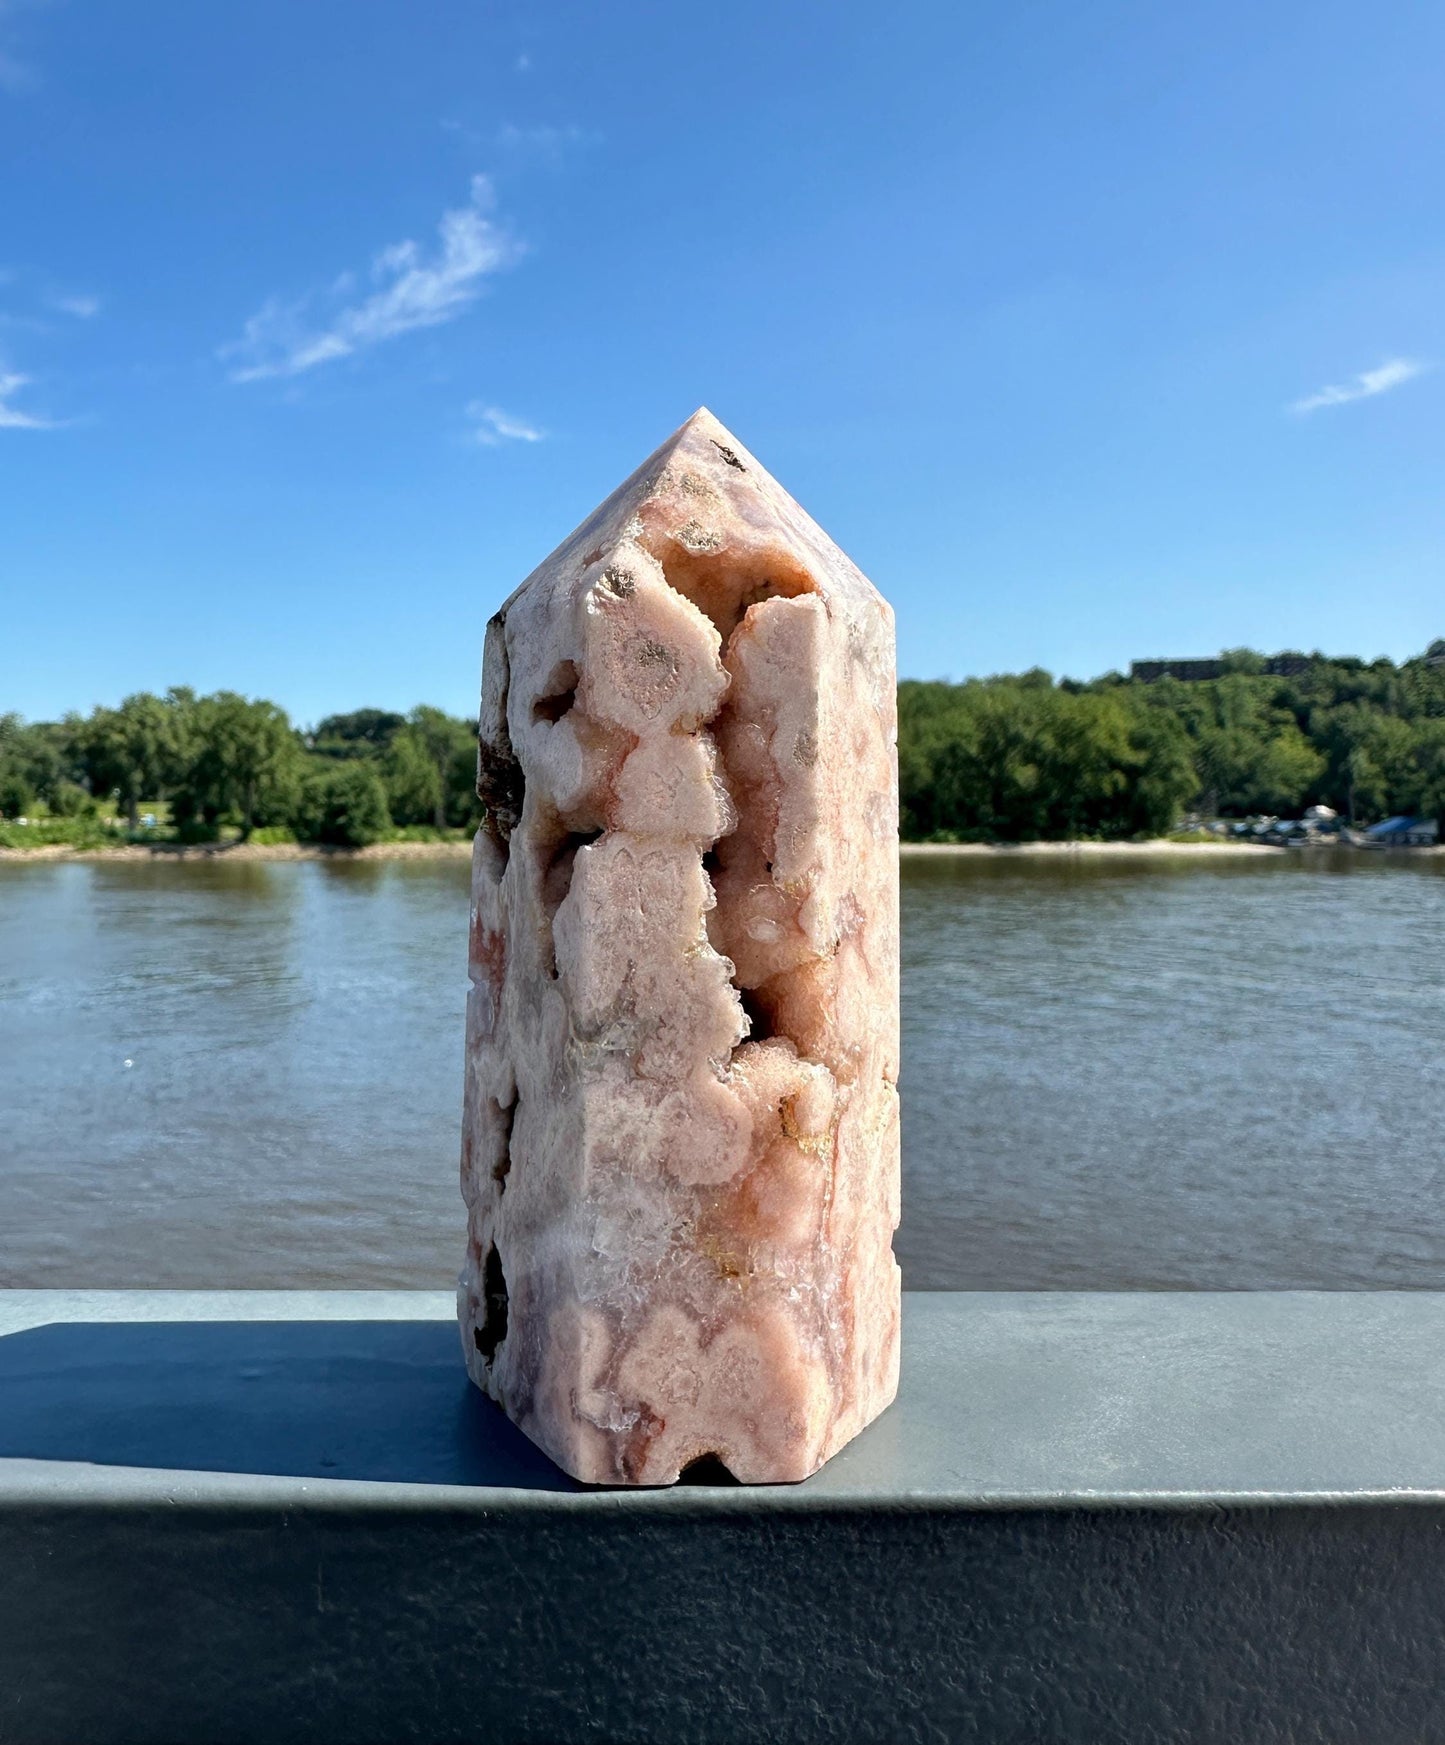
0;838;477;863
899;838;1287;858
904;839;1443;858
3;835;1296;864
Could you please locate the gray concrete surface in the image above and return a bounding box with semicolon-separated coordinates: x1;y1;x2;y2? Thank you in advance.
4;1290;1445;1741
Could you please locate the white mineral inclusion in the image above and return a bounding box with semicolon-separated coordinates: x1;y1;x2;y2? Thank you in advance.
458;408;901;1485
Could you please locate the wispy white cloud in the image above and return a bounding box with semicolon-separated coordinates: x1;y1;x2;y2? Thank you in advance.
1291;357;1427;415
0;370;52;428
443;118;597;164
496;122;598;160
221;176;521;384
467;402;543;446
54;292;100;319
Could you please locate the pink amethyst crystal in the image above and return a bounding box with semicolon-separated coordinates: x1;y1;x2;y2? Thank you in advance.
458;408;900;1484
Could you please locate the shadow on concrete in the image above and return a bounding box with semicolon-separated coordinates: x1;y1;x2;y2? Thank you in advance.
0;1319;581;1491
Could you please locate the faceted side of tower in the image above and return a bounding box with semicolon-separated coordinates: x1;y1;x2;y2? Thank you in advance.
459;408;900;1485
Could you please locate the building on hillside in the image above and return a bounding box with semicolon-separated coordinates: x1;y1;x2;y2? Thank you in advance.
1261;652;1313;678
1131;659;1225;683
1426;639;1445;668
1130;652;1314;684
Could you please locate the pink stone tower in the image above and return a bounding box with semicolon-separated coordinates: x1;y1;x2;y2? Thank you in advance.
459;409;900;1484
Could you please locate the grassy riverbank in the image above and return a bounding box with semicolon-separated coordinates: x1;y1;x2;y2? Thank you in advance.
0;835;1323;863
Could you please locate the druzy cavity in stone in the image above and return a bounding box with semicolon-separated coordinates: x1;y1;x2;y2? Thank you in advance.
459;408;900;1484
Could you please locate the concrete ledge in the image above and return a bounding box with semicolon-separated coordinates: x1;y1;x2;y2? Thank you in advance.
4;1291;1445;1741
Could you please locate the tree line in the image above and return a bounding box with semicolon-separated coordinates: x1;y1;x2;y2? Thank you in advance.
900;649;1445;844
901;647;1445;840
4;647;1444;848
0;692;480;847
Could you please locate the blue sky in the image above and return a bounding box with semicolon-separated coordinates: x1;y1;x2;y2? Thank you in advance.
3;0;1442;724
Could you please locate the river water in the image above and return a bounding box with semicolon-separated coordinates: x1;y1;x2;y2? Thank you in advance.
0;851;1441;1290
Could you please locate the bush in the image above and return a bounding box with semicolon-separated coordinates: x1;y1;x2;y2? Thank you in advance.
174;817;221;844
389;824;471;842
49;781;100;819
294;763;391;848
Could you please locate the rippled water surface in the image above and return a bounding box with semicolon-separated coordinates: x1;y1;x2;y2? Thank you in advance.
1;852;1442;1289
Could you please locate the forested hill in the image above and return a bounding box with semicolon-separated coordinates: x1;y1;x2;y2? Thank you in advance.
901;647;1445;840
3;648;1444;848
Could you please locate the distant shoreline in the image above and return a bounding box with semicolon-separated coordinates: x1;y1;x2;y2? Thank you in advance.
900;838;1286;858
905;839;1444;858
0;839;477;863
6;835;1437;865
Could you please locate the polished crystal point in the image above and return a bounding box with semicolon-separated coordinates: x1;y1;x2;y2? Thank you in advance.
459;408;900;1484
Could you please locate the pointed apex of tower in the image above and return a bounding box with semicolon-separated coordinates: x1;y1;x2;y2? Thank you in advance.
500;408;885;634
674;406;749;472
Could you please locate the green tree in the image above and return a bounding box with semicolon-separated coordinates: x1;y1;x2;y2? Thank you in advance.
0;768;31;818
1170;675;1324;815
74;692;176;828
0;716;71;813
400;706;478;830
1406;720;1445;823
1116;697;1199;835
896;679;1196;841
382;727;444;826
1314;704;1416;821
170;693;302;839
295;761;392;847
0;715;34;817
311;709;407;760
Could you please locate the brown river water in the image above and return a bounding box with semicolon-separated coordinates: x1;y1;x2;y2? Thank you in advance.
1;850;1441;1290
